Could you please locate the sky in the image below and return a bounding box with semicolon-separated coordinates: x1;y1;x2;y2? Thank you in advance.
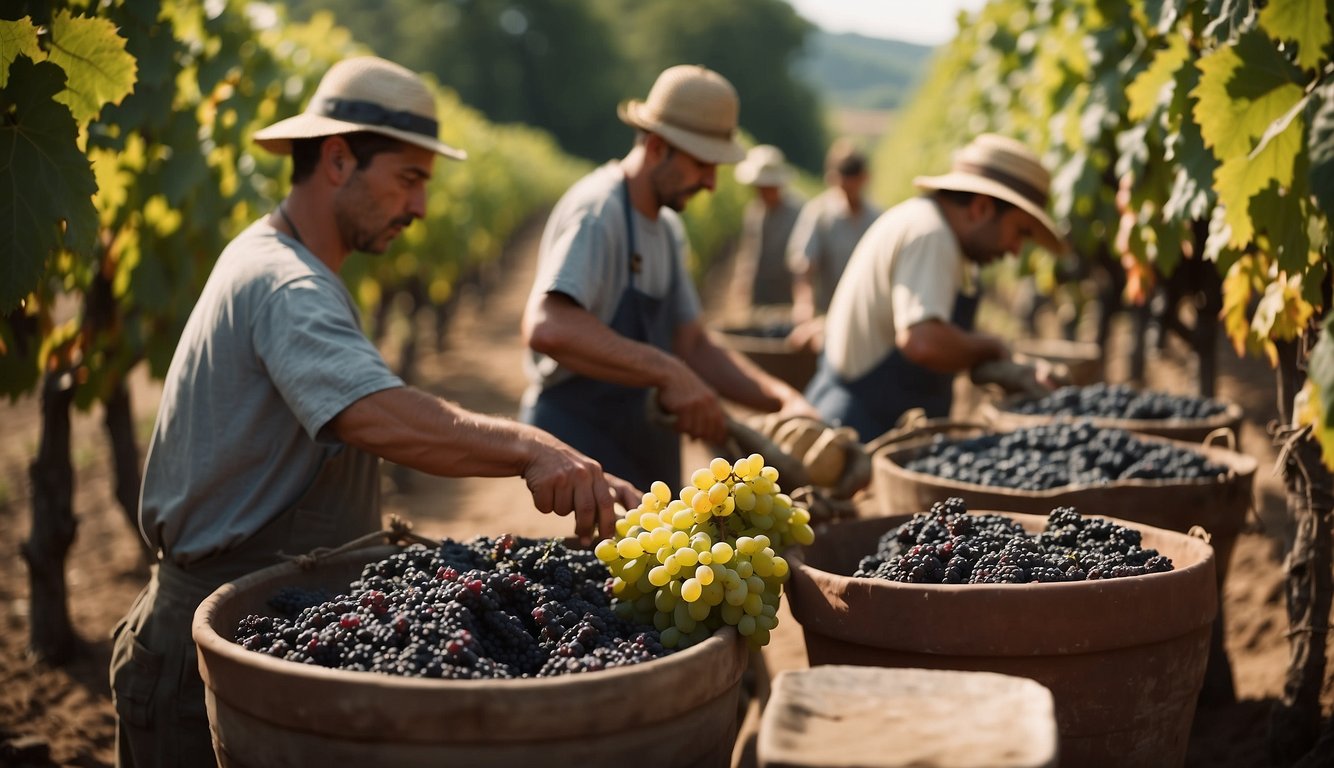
784;0;991;46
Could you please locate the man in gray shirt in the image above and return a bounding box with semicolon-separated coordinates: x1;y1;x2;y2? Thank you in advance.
111;56;636;768
520;65;816;490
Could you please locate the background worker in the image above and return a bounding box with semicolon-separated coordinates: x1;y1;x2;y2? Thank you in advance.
110;56;636;768
806;133;1066;442
521;65;817;491
728;144;802;318
785;137;880;351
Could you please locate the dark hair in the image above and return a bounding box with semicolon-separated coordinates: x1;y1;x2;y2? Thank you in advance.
825;138;867;178
289;131;406;183
934;188;1015;214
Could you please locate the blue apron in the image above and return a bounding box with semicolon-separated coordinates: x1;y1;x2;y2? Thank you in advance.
806;291;980;443
522;179;682;491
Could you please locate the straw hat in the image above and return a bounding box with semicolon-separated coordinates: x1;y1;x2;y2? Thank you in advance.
618;65;746;165
914;134;1066;253
734;145;791;187
253;56;466;161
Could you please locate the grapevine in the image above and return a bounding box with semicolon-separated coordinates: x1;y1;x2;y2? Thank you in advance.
593;453;815;650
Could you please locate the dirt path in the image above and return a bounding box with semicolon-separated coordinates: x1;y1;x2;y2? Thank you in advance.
0;211;1306;767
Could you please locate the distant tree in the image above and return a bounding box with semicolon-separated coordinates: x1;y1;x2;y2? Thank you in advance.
285;0;632;161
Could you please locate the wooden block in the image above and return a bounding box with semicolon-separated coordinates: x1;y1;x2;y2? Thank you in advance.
757;666;1058;768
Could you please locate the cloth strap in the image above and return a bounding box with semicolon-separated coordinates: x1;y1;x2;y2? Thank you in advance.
318;97;438;138
955;160;1048;208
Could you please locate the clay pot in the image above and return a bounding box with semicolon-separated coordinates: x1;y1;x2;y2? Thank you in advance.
979;394;1245;444
193;545;748;768
787;513;1217;768
870;428;1254;586
1011;337;1104;386
716;326;817;391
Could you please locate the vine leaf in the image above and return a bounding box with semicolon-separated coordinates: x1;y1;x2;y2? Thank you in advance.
1196;30;1307;246
1215;106;1306;246
1302;313;1334;470
1252;269;1314;345
0;57;98;312
1194;30;1305;161
1220;254;1273;362
1309;81;1334;218
0;17;43;87
1128;34;1188;121
1259;0;1333;72
47;10;137;124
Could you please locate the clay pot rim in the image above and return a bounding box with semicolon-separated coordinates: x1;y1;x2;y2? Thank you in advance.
877;427;1257;492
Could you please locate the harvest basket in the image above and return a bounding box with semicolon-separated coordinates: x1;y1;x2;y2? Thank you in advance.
193;544;748;768
787;512;1216;768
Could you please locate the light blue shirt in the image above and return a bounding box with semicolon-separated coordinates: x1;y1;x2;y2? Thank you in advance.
139;219;403;564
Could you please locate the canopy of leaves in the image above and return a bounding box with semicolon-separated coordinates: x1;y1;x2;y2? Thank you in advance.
0;57;98;311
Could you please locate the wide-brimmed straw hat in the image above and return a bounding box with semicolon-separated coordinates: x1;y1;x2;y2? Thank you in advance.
618;65;746;165
914;134;1066;253
253;56;466;161
734;144;791;187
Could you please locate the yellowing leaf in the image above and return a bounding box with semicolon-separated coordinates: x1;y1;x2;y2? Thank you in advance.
1128;34;1189;122
0;17;44;87
1260;0;1333;72
1193;30;1306;161
1221;254;1265;358
47;11;137;124
1214;107;1304;247
1252;272;1314;342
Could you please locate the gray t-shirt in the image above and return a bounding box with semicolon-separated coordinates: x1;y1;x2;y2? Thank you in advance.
787;187;881;315
523;162;701;396
139;219;403;564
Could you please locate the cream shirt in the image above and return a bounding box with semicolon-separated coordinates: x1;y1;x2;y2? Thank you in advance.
822;196;972;380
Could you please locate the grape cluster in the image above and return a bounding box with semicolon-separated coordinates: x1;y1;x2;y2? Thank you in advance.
855;497;1174;584
903;423;1227;490
595;454;815;650
232;535;668;679
1007;383;1228;421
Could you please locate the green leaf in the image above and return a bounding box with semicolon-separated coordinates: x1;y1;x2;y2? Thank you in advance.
1304;318;1334;459
1203;0;1259;43
1214;111;1305;246
1259;0;1332;72
1310;81;1334;218
1164;62;1218;222
0;17;44;87
1194;29;1306;161
1128;34;1189;121
47;10;137;124
1251;182;1312;274
1143;0;1189;33
0;57;99;312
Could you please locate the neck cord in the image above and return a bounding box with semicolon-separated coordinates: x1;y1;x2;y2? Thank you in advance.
277;201;305;247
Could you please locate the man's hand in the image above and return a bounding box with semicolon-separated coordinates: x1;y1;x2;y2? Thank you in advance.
657;359;728;445
785;316;824;353
523;433;640;546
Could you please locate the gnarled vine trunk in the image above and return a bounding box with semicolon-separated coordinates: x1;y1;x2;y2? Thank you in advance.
22;369;78;664
1270;335;1334;766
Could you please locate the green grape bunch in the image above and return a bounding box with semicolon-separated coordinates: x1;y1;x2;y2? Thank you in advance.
594;454;816;650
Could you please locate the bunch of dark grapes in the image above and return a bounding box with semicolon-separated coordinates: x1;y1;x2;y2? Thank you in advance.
265;586;333;618
233;535;669;680
903;423;1227;491
855;498;1173;584
1008;383;1228;421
